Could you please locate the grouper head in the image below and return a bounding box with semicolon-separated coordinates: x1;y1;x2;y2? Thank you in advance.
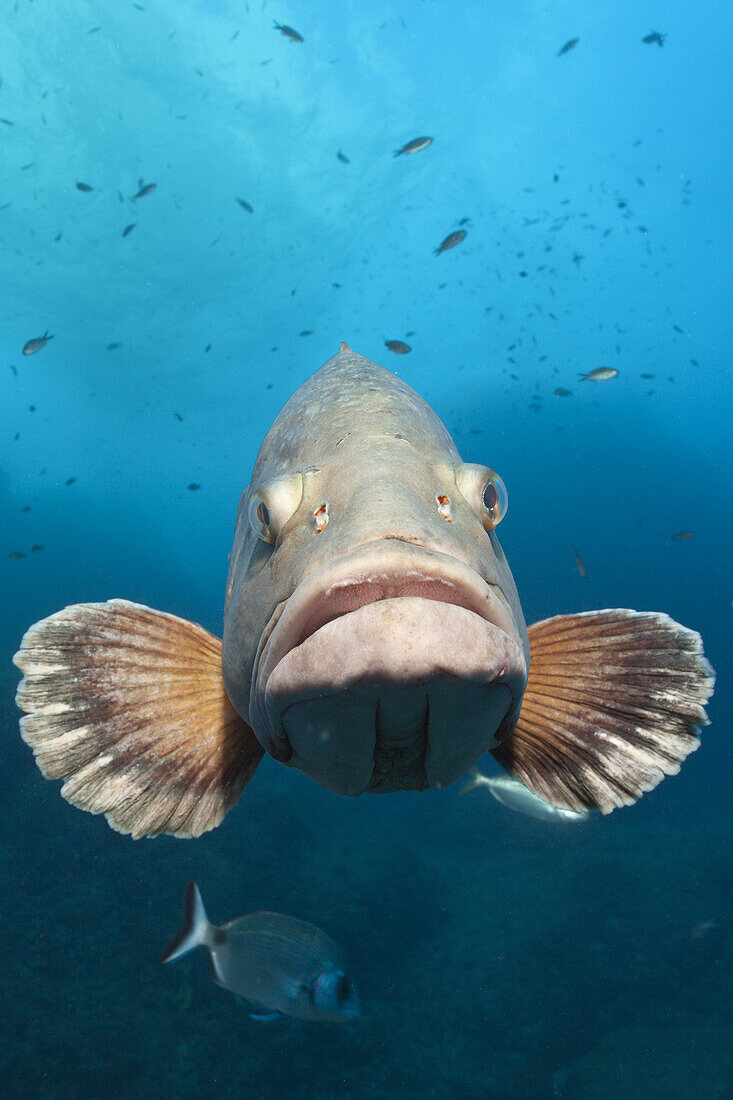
222;346;529;795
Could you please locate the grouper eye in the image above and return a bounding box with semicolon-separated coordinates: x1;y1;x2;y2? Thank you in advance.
454;463;508;532
248;472;304;545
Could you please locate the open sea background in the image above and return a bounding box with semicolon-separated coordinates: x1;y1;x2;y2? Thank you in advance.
1;1;731;1097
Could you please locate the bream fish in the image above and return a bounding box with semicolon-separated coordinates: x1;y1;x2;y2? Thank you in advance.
13;345;714;838
393;136;433;157
434;230;466;255
642;31;667;47
22;331;53;356
460;767;590;822
580;367;618;382
162;881;360;1022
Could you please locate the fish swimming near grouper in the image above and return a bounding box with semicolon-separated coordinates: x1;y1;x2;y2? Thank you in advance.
393;136;433;157
22;331;53;356
434;230;466;255
161;881;360;1023
580;367;618;382
13;345;715;839
460;768;590;823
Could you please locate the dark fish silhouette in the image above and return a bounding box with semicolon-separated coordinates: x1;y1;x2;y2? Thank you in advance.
434;230;466;255
672;531;694;541
236;198;254;213
573;547;587;579
22;331;53;356
122;223;136;237
13;345;715;841
162;882;360;1023
273;21;303;43
133;180;156;199
76;181;93;192
642;30;667;46
557;38;579;56
336;150;350;164
393;136;433;157
384;340;411;355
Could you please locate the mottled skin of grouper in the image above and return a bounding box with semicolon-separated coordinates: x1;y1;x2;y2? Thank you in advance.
222;347;528;730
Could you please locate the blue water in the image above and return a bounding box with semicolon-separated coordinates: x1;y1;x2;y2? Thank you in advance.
2;2;731;1097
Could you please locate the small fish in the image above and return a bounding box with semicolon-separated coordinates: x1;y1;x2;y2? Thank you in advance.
640;373;654;379
122;223;136;237
161;882;360;1023
579;367;618;382
299;330;314;337
65;477;76;486
557;37;579;57
393;136;433;157
554;387;572;397
188;483;201;491
236;197;254;213
384;340;411;355
460;768;591;822
106;342;121;350
690;919;719;942
30;544;44;553
434;229;466;255
76;181;93;192
336;150;350;164
22;331;53;356
573;546;587;579
273;21;303;43
133;181;156;199
672;530;694;541
642;30;667;47
9;551;26;560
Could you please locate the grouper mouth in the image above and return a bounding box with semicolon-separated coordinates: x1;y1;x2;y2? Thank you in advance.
249;540;527;795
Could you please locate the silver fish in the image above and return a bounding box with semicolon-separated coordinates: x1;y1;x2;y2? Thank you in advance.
162;882;360;1023
460;767;591;822
14;344;714;842
393;136;433;156
579;367;619;382
22;330;53;356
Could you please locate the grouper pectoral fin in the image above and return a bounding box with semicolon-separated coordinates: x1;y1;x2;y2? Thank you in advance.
13;599;263;839
491;609;715;814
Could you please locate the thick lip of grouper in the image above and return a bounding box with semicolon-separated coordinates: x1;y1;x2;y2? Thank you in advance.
249;539;527;795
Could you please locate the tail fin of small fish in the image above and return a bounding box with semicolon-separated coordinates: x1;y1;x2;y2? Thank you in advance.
492;609;715;814
459;766;485;794
160;881;211;963
13;599;263;838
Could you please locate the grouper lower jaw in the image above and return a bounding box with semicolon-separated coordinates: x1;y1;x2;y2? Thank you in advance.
247;540;528;796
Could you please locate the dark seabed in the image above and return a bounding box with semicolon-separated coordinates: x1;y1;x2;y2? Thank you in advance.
1;1;731;1098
